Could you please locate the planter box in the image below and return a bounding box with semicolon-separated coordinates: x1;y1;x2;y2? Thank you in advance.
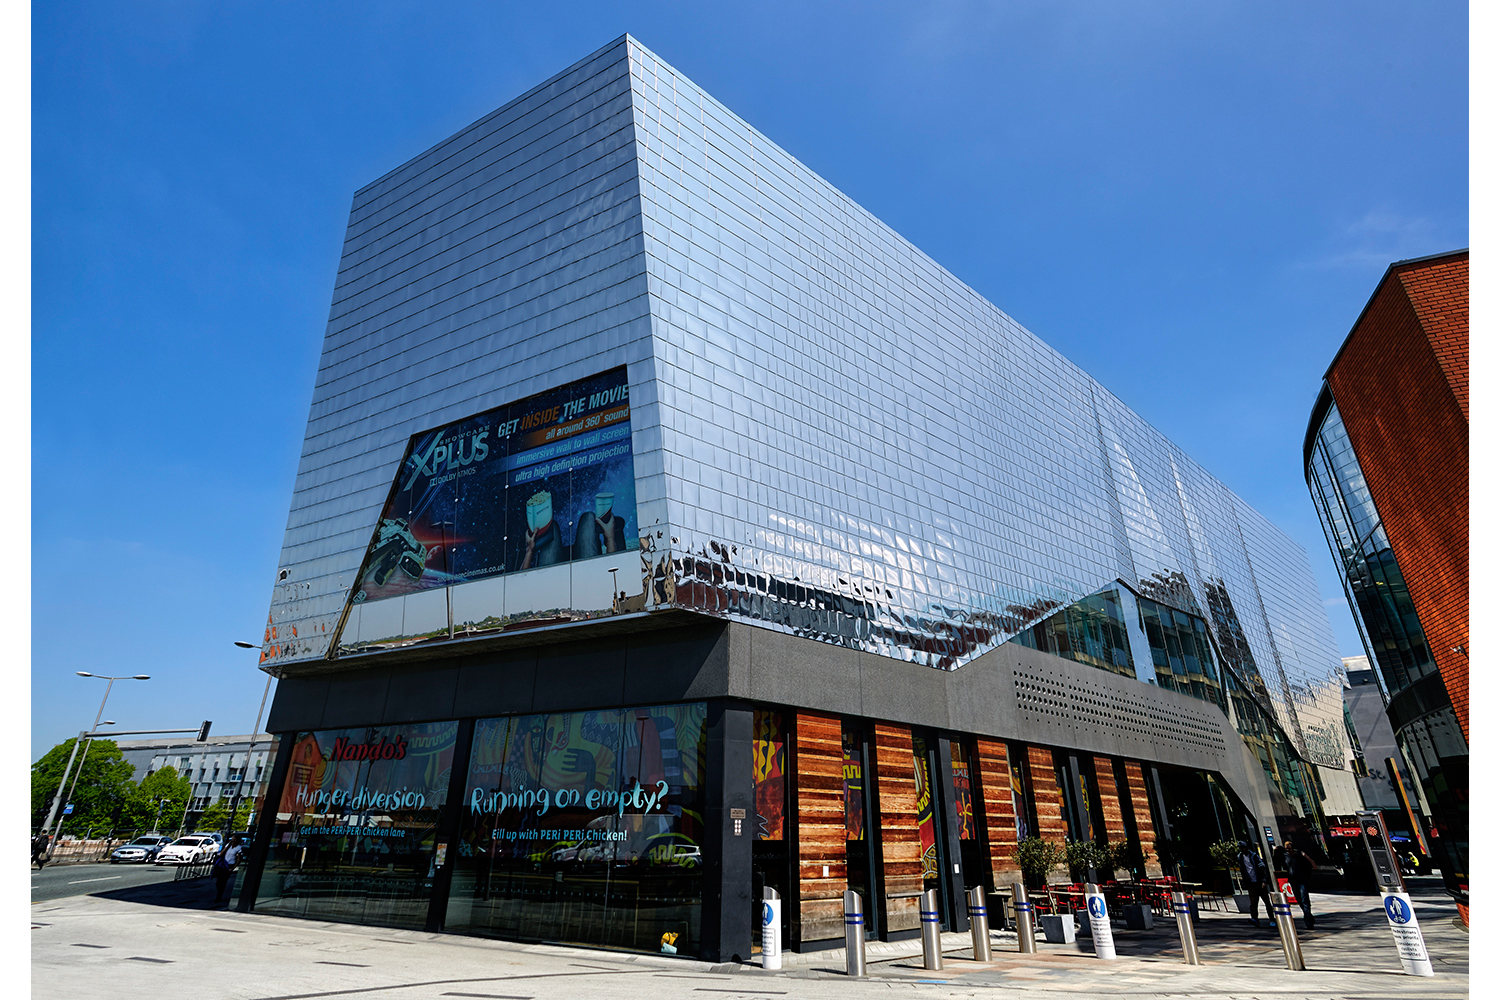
1039;914;1076;944
1123;903;1153;929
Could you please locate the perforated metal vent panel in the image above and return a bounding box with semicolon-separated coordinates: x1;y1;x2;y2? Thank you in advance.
1013;666;1228;759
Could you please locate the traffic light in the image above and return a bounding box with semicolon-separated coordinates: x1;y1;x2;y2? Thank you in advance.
197;720;213;742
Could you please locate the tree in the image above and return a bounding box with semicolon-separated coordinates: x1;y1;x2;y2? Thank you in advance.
197;798;251;834
122;766;194;832
32;738;136;836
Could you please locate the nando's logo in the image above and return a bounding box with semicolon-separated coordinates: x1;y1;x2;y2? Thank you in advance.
330;735;408;762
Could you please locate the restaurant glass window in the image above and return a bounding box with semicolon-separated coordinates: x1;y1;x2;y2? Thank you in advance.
444;703;707;955
253;721;459;929
911;734;939;885
751;709;789;951
950;739;991;892
842;721;878;936
1008;742;1033;842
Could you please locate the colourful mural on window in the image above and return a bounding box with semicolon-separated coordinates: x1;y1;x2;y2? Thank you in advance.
843;727;865;841
912;735;938;880
753;710;786;840
950;741;976;841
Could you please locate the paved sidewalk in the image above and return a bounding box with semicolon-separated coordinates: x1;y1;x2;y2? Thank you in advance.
32;877;1466;1000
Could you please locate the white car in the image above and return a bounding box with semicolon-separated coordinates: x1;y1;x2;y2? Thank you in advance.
154;836;219;865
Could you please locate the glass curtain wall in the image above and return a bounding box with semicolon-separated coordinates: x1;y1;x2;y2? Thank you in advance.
444;703;707;954
1307;399;1468;884
254;721;459;929
1008;589;1135;677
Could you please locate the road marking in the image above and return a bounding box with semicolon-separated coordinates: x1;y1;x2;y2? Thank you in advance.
66;876;123;885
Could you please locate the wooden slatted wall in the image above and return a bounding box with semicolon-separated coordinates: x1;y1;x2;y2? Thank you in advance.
1092;755;1129;845
1026;745;1069;853
1122;760;1164;877
794;712;846;944
873;722;922;933
975;738;1020;885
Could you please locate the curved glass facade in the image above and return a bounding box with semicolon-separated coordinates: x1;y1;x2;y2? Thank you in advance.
1306;394;1467;878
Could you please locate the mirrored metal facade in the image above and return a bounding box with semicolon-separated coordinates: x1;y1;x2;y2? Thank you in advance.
261;36;1348;774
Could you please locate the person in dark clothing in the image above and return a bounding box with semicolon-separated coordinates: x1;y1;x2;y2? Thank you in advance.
1238;842;1273;927
212;836;245;905
1287;844;1317;929
32;833;49;869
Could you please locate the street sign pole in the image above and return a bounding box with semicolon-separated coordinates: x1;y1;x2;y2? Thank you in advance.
1357;809;1434;976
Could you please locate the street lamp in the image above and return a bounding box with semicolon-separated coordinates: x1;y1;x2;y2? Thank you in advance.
227;641;276;837
41;673;150;846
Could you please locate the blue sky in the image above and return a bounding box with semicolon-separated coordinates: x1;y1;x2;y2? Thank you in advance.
30;2;1468;759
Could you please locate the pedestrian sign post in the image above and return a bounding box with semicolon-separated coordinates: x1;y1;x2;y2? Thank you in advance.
1380;892;1434;977
62;804;73;816
1083;883;1116;960
761;888;782;970
1358;809;1433;976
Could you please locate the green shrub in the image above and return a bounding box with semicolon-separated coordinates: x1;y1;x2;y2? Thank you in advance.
1015;836;1065;881
1065;838;1107;873
1208;840;1242;870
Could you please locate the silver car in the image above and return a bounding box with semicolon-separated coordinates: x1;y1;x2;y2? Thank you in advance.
109;835;172;864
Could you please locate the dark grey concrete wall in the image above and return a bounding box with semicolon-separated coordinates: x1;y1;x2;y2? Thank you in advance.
265;614;1258;810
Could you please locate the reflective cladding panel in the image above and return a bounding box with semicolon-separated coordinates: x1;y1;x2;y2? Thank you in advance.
261;39;659;665
624;39;1348;767
261;37;1349;774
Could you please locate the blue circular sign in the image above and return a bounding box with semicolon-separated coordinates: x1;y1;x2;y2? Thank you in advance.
1088;896;1106;919
762;901;774;926
1384;896;1411;924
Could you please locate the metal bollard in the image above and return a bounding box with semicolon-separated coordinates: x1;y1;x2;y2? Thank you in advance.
762;886;782;970
1012;882;1037;954
1171;891;1201;965
920;887;944;970
968;885;992;961
843;889;867;977
1082;882;1116;960
1270;898;1306;971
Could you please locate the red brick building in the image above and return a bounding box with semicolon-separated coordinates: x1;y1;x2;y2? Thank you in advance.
1304;249;1468;891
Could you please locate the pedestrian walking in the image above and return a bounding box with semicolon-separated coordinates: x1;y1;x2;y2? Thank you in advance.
212;836;245;905
32;832;49;869
1238;841;1273;927
1287;843;1317;929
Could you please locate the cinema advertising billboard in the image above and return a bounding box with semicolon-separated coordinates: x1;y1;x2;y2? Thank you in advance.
351;367;637;606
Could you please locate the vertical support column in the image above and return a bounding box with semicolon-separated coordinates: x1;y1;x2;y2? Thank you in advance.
792;711;846;948
873;723;922;938
934;737;969;932
702;699;754;963
426;717;475;932
975;739;1020;887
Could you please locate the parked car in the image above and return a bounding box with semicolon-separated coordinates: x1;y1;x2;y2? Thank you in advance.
196;832;225;850
109;835;172;864
154;836;220;865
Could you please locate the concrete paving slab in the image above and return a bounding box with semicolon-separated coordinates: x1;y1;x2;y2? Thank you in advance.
32;876;1466;1000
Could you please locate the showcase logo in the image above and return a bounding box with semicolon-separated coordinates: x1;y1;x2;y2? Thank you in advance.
401;430;492;491
330;735;408;762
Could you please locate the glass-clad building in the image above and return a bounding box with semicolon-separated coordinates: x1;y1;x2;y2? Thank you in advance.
1303;249;1468;895
238;36;1358;958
